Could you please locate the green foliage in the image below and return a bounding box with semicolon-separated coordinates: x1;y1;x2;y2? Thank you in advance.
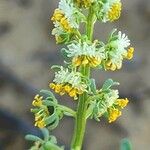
89;78;97;94
120;139;132;150
102;79;119;91
25;128;64;150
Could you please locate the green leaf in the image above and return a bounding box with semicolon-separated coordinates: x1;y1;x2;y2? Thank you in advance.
47;116;59;131
31;108;40;113
102;79;119;90
61;48;69;60
40;90;56;99
51;65;61;71
49;135;57;144
90;79;97;94
43;142;64;150
41;128;49;141
46;96;57;103
120;139;132;150
25;135;43;142
64;111;73;117
109;28;117;41
42;100;57;106
86;103;95;119
45;112;58;125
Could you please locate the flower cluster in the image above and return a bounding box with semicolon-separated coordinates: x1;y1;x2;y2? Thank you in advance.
75;0;94;8
51;9;72;33
51;0;85;43
63;40;105;67
49;66;87;99
62;29;134;71
96;0;122;22
108;98;129;123
26;0;134;149
31;95;49;128
103;29;134;71
88;79;129;123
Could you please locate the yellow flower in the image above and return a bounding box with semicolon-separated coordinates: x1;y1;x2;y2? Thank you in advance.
110;63;117;71
35;114;42;121
116;98;129;109
32;94;43;107
60;17;72;32
34;108;49;128
88;56;101;67
106;60;112;67
82;56;89;65
105;60;117;71
64;85;72;93
72;56;101;67
59;88;65;96
108;2;122;22
76;89;83;95
51;9;72;32
105;60;122;71
49;83;56;89
55;36;64;43
50;83;64;94
54;84;63;93
35;119;46;128
51;9;64;22
69;88;78;99
72;56;82;67
126;47;134;60
76;0;92;8
50;82;84;99
108;108;122;123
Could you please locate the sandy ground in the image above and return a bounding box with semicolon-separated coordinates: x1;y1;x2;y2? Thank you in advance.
0;0;150;149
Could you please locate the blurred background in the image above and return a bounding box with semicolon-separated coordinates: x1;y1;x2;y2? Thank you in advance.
0;0;150;149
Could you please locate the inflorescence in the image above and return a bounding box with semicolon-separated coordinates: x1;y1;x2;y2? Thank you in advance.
27;0;135;149
31;0;134;128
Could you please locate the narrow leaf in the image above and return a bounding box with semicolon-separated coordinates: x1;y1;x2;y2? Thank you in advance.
25;135;42;142
120;139;132;150
102;79;119;90
90;79;97;94
41;128;49;141
40;90;55;99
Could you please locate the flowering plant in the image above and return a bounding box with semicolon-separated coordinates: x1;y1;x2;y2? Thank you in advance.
26;0;134;149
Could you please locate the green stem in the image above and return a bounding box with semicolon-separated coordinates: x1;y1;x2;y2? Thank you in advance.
71;5;96;150
58;105;76;117
71;66;90;150
86;6;96;41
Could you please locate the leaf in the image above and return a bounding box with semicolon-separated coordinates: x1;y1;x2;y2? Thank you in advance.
31;108;40;113
109;28;117;40
120;139;132;150
90;79;97;94
41;128;49;141
40;90;56;99
86;103;95;119
42;100;57;107
43;142;64;150
47;116;59;131
49;135;57;144
64;111;73;117
102;79;119;90
51;65;61;71
25;135;43;142
45;112;58;125
61;48;70;60
46;96;57;103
